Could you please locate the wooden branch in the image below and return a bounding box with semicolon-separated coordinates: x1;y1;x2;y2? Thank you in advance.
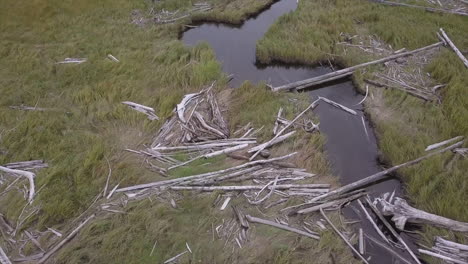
380;197;468;232
295;191;365;214
320;208;369;264
153;140;255;151
2;160;48;171
246;215;319;240
364;197;421;264
357;199;391;245
194;112;226;138
319;97;357;115
0;246;11;264
169;184;329;192
9;105;48;111
439;28;468;69
425;136;464;151
358;228;364;255
418;249;467;264
309;140;463;202
107;54;119;62
273;42;443;92
115;152;297;192
248;131;296;153
273;107;283;135
122;101;159;120
232;205;249;228
163;251;188;264
0;166;35;202
364;79;435;102
249;99;320;160
38;215;95;264
374;0;468;16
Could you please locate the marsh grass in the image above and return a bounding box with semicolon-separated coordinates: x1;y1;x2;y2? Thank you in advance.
257;0;468;248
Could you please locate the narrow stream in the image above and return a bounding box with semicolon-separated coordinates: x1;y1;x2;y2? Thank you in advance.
182;0;416;263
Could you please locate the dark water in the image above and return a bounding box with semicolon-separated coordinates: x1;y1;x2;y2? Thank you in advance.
182;0;416;263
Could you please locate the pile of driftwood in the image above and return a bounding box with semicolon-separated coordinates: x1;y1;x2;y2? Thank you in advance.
131;3;212;26
371;0;468;16
420;236;468;264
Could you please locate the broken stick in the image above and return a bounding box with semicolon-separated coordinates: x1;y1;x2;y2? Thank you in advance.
246;215;319;240
440;28;468;69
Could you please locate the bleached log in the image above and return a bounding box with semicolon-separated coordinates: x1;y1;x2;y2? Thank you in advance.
320;209;369;264
246;215;319;240
163;251;188;264
273;42;444;92
3;160;48;171
249;99;320;160
436;237;468;251
365;79;435;102
375;1;468;16
425;136;464;151
107;54;119;62
232;205;249;228
153;141;255;151
176;93;200;123
273;107;283;135
419;249;467;264
0;246;11;264
454;148;468;157
37;215;95;264
0;166;35;203
364;197;421;264
169;184;328;192
440;28;468;68
115;152;297;193
319;97;357;115
248;131;296;153
9;105;48;111
220;196;231;210
122;101;159;120
358;228;364;255
357;199;390;245
380;197;468;232
56;58;87;64
194;112;226;138
364;235;412;264
295;191;365;215
309;140;463;203
355;85;369;106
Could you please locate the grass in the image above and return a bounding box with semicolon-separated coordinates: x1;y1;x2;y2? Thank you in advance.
0;0;357;263
257;0;468;252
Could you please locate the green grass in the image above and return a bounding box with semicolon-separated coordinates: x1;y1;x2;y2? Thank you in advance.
257;0;468;251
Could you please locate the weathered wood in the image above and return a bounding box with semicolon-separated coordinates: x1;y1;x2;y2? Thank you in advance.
248;131;296;153
122;101;159;120
169;184;329;192
309;140;463;202
426;136;464;151
2;160;48;171
374;0;468;16
0;166;35;202
319;97;357;115
232;205;249;229
246;215;319;240
0;246;11;264
163;251;188;264
380;197;468;232
440;28;468;69
249;99;320;160
115;152;297;193
107;54;119;62
56;58;87;64
153;140;255;151
365;79;435;102
418;249;467;264
38;215;95;264
9;105;48;111
295;192;365;215
364;234;413;264
358;228;364;255
320;208;369;264
220;196;231;210
357;199;390;245
273;42;443;92
364;197;421;264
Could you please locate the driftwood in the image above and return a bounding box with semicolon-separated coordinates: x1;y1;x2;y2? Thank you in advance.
273;42;443;92
357;199;390;245
418;249;468;264
56;58;87;64
380;197;468;232
365;79;435;102
295;191;365;215
421;236;468;264
245;215;319;240
0;246;11;264
248;131;296;153
319;97;357;115
122;101;159;120
454;148;468;157
249;99;320;160
9;105;48;111
374;0;468;16
0;166;36;202
439;28;468;69
38;215;95;264
2;160;48;171
320;208;369;264
232;205;249;229
364;234;412;264
220;196;231;210
309;140;463;203
169;184;329;192
425;136;464;151
163;251;188;264
107;54;119;62
364;197;421;264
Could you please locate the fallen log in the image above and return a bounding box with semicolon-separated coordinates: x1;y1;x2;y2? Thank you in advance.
169;184;329;192
248;131;296;153
37;215;95;264
319;97;357;115
373;0;468;16
295;191;365;215
309;140;463;203
273;42;443;92
364;234;413;264
249;99;320;160
365;79;435;102
439;28;468;69
320;209;369;264
232;205;249;229
2;160;48;171
0;166;35;203
379;197;468;232
246;215;319;240
0;246;11;264
163;251;188;264
122;101;159;120
115;152;297;192
418;249;467;264
425;136;464;151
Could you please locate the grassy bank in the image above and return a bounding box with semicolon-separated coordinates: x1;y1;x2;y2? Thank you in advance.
0;0;358;263
257;0;468;254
